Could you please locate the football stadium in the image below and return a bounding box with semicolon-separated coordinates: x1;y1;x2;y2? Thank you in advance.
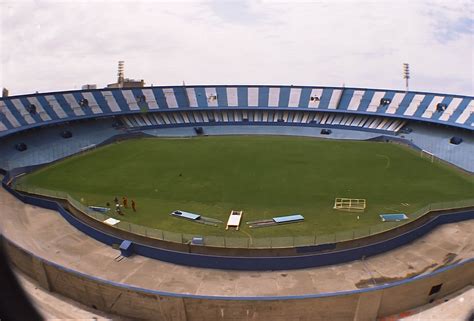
0;82;473;320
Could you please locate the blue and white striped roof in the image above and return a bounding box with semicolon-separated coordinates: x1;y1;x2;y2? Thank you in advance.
0;85;472;137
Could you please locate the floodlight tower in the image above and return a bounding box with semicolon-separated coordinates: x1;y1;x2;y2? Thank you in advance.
117;61;125;87
403;63;410;92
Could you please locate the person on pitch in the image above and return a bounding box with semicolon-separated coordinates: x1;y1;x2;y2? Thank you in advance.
122;196;128;208
115;203;123;215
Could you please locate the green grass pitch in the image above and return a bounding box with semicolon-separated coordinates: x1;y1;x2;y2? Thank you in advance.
16;136;474;239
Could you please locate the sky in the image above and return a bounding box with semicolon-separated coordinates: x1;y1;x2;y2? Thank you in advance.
0;0;473;96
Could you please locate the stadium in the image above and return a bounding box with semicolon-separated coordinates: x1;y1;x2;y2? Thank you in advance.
0;82;473;320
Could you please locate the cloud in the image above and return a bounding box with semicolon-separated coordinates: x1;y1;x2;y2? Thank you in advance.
423;0;473;43
207;0;266;25
433;17;473;42
0;0;472;95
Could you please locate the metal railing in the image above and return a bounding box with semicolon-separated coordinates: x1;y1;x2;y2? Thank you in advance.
12;183;474;249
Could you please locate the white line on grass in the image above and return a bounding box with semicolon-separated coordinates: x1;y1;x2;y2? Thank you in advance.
376;154;391;169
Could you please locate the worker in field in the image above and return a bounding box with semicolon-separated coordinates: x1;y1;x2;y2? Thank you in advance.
131;199;136;212
115;203;123;215
122;196;128;208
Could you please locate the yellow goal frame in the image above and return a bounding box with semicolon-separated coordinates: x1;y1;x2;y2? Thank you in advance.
333;198;366;212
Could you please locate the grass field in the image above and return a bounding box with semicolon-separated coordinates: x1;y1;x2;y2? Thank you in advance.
16;136;474;239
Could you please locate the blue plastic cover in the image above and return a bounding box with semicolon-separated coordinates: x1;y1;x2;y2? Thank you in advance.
89;206;110;213
172;210;201;220
380;214;408;222
273;214;304;223
192;237;204;245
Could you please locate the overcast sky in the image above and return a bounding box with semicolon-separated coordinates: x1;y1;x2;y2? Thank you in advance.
1;0;473;96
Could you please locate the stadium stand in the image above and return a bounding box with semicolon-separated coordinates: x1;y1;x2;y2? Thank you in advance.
0;118;121;170
400;122;474;172
0;86;472;137
120;111;407;133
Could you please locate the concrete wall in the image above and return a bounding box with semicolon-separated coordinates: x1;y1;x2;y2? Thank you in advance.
4;237;474;321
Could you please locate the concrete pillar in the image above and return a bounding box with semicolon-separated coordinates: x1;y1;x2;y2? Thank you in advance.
32;256;50;291
353;290;382;321
158;296;187;321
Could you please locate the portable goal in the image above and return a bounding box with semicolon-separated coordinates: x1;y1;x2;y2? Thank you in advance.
333;198;366;212
420;149;435;163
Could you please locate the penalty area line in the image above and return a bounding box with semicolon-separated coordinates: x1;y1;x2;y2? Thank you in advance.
376;154;391;169
239;229;253;246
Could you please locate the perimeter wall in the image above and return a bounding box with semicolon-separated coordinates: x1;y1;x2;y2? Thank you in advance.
4;236;474;321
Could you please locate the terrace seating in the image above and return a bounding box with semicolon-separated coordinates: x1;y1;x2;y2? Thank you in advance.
0;118;119;170
400;122;474;172
120;111;407;134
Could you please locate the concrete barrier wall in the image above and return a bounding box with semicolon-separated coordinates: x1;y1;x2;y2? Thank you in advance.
377;261;474;316
4;237;473;321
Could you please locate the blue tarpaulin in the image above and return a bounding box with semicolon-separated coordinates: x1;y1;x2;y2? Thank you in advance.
273;214;305;223
380;213;408;222
171;210;201;220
